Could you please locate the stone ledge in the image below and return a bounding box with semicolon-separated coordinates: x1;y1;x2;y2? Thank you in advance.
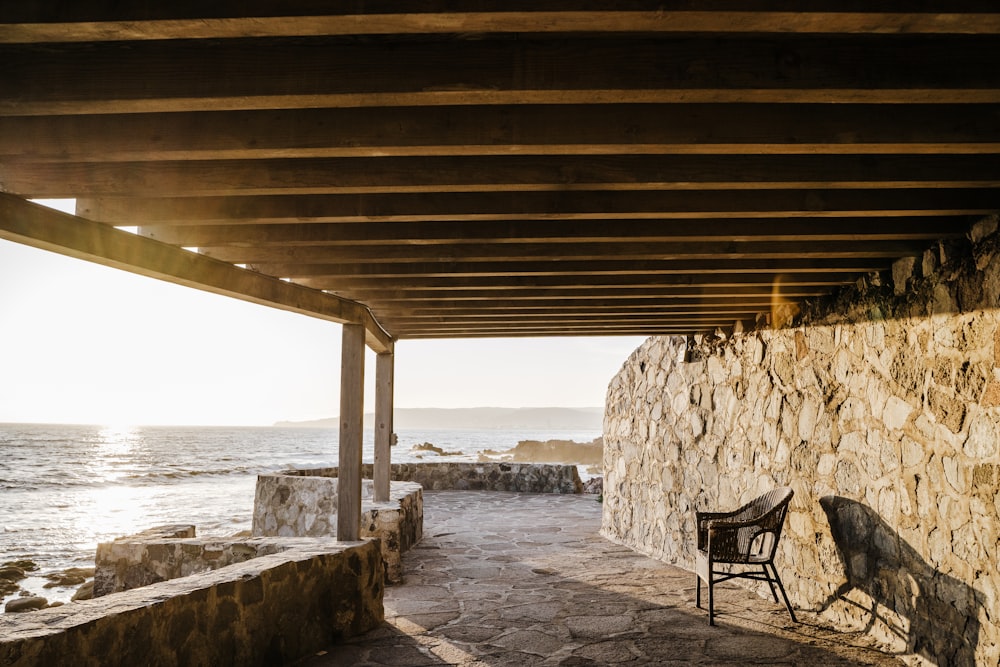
290;462;584;494
0;539;384;667
95;532;306;598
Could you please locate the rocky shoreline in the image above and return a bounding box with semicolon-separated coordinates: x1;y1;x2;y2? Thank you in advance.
1;560;95;614
477;437;604;475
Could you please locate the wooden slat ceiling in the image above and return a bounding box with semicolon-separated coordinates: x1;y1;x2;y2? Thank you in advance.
2;2;999;340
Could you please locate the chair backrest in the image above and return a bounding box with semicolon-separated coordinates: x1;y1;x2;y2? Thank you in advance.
747;486;793;555
718;487;794;563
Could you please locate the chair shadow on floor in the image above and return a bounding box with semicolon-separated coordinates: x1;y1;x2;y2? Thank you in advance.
818;496;983;667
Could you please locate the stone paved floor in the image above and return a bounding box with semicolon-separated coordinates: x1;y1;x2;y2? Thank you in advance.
298;492;905;666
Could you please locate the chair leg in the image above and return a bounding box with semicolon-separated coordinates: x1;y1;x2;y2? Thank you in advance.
696;574;702;609
761;564;780;603
708;570;715;626
768;563;797;623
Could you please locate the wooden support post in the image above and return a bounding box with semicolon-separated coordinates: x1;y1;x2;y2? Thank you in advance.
337;323;365;541
374;349;394;503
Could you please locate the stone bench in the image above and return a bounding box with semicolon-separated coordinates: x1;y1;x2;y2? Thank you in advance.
0;539;383;667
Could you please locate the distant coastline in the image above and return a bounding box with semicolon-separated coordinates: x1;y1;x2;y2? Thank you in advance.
274;407;603;431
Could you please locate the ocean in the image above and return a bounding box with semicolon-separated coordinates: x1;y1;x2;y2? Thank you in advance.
0;422;600;606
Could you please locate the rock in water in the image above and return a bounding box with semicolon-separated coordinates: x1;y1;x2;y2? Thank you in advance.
43;566;95;588
1;560;38;573
5;596;48;613
72;580;94;601
410;442;462;456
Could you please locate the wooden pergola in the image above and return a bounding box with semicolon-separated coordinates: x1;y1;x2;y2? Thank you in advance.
1;2;999;537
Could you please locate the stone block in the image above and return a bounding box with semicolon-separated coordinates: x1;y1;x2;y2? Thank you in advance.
892;256;919;295
882;396;914;431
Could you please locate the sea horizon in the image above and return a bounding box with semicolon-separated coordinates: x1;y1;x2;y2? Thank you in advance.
0;404;605;430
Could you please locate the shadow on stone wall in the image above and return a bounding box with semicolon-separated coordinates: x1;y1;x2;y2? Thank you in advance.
819;496;982;667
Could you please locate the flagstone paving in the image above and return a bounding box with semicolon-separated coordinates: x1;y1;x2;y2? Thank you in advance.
298;491;905;666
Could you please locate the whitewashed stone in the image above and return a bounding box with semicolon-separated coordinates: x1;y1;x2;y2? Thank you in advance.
964;410;999;458
882;396;914;431
797;396;820;442
817;453;837;477
942;457;968;494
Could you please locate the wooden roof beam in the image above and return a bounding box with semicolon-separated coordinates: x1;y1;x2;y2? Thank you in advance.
340;284;830;302
4;105;1000;163
0;194;393;352
195;240;932;268
3;6;1000;43
75;189;1000;225
134;218;968;248
248;257;892;280
5;37;1000;116
301;272;862;292
360;291;830;306
8;155;1000;199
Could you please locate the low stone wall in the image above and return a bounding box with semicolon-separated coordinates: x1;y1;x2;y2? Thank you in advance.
603;219;1000;666
292;462;584;494
0;539;383;667
94;527;300;598
252;477;422;583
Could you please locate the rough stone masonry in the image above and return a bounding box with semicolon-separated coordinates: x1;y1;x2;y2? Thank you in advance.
603;216;1000;667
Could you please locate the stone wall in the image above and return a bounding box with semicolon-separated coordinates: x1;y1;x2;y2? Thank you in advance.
0;540;383;667
292;462;583;494
252;477;423;583
94;526;291;598
603;217;1000;666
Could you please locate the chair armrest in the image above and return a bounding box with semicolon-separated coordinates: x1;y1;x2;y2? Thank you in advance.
707;521;778;562
705;521;750;561
696;510;742;532
707;518;757;530
696;510;742;522
696;510;741;549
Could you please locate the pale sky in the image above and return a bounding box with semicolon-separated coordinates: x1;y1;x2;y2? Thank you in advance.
0;200;646;426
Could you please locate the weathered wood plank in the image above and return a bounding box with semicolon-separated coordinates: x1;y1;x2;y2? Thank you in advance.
4;105;1000;162
196;240;930;268
373;351;394;504
239;258;892;280
364;295;818;310
76;189;1000;225
384;304;775;316
136;217;966;248
3;7;999;43
5;37;1000;115
353;286;835;302
382;309;765;323
0;193;394;352
7;155;1000;198
394;321;753;336
337;323;366;541
296;272;862;292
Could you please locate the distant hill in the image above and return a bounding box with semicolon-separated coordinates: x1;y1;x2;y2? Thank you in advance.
275;407;603;431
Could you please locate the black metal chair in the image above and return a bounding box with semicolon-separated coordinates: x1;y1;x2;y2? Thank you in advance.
695;486;797;625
